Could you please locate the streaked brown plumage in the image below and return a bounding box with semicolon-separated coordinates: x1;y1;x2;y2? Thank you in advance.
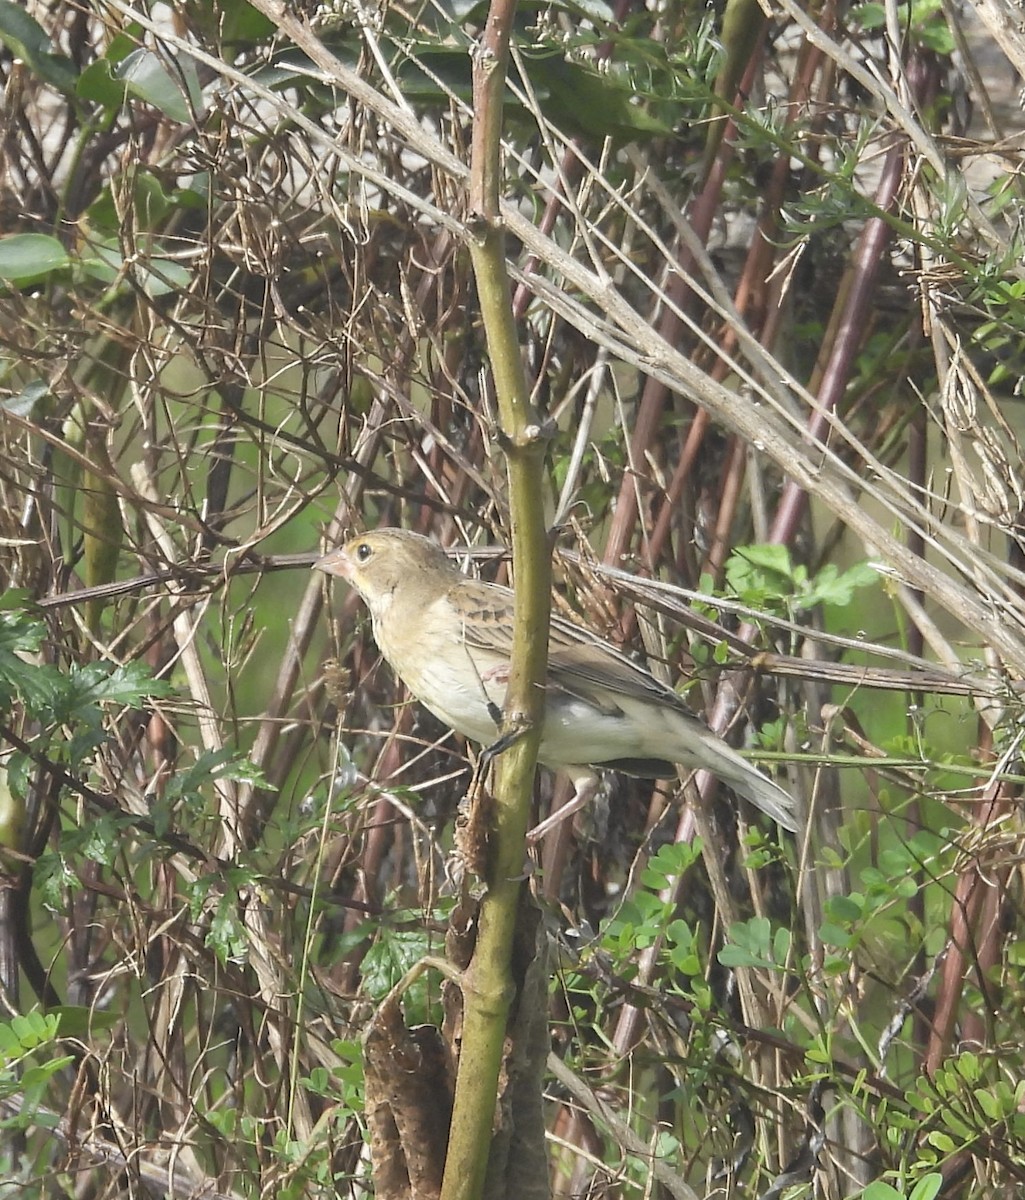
316;529;798;837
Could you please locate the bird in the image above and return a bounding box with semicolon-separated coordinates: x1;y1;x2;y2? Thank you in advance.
315;528;798;838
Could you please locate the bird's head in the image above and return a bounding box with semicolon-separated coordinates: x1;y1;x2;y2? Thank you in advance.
314;528;457;618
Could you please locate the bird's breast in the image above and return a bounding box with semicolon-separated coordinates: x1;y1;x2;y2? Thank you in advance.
375;611;506;745
412;653;507;745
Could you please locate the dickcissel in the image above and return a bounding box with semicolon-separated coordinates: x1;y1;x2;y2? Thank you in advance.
316;528;797;837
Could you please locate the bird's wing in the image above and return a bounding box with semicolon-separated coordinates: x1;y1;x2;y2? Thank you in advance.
545;637;687;713
452;578;688;715
448;578;520;646
448;578;798;832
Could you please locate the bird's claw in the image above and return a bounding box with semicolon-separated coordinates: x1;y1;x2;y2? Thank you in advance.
479;721;528;766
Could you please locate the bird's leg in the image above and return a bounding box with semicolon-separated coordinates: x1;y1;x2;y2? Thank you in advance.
526;773;599;843
478;722;527;766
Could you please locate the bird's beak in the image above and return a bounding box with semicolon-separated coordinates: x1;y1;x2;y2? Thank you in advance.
314;547;353;580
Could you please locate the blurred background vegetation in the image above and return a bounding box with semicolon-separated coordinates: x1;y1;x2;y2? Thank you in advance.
0;0;1024;1195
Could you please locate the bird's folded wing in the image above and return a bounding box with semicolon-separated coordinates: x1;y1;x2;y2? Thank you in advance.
453;578;688;715
545;639;687;714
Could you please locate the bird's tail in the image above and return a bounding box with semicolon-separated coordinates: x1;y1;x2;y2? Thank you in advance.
716;751;798;831
663;712;799;832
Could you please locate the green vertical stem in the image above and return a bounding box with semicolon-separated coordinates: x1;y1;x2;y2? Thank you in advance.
439;0;552;1195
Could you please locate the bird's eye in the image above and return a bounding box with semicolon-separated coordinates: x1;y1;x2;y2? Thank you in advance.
355;541;372;562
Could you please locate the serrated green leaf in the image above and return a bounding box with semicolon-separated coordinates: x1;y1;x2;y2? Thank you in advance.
163;748;270;810
75;813;129;867
57;661;170;726
207;895;248;966
732;544;794;579
35;851;83;911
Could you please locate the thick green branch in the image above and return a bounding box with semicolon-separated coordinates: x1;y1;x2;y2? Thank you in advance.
439;0;552;1195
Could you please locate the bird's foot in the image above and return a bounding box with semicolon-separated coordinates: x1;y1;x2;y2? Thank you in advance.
479;722;527;767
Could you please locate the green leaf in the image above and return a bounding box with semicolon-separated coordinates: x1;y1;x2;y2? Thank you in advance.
719;916;777;969
732;544;794;580
852;2;886;28
799;561;878;610
163;748;271;809
115;48;203;122
78;231;197;298
45;1006;119;1038
2;380;50;418
0;1010;60;1064
639;841;700;891
190;0;276;43
456;0;613;20
953;1051;980;1082
825;894;863;922
35;851;83;911
0;0;77;92
772;925;792;963
0;588;33;611
861;1185;905;1200
204;1108;238;1137
65;661;170;717
86;171;177;232
908;1174;943;1200
974;1087;1004;1121
10;1011;58;1049
136;254;193;298
361;928;435;1019
207;895;248;965
523;52;674;139
0;610;44;655
925;1130;956;1153
77;57;131;110
0;612;64;711
0;233;71;284
76;813;130;868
